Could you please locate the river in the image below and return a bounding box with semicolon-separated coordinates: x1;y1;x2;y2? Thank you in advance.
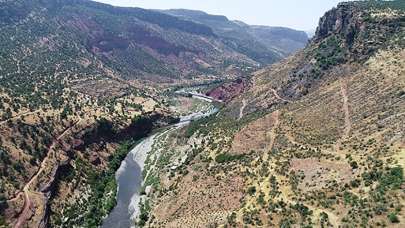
102;93;218;228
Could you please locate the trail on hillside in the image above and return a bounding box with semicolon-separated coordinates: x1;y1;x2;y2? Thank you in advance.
239;110;339;226
237;111;280;223
14;120;81;228
340;80;351;139
238;99;247;120
270;88;290;103
335;80;351;153
267;110;280;153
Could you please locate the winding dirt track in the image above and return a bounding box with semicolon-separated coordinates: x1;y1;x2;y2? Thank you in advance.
267;110;280;153
14;120;81;228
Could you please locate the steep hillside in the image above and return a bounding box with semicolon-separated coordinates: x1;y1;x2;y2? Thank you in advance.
162;9;309;61
248;25;309;57
140;2;405;227
0;0;266;88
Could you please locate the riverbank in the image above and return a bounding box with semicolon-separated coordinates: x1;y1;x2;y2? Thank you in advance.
102;92;219;227
102;135;157;228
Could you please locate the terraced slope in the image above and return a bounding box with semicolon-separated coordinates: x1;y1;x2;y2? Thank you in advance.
140;2;405;227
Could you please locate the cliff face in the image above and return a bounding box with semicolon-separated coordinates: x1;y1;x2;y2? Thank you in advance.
234;1;405;105
142;2;405;227
315;3;361;42
315;2;404;59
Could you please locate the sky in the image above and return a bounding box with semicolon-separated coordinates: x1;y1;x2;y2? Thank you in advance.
92;0;350;31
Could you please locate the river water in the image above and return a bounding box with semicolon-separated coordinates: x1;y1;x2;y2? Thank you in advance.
102;94;217;228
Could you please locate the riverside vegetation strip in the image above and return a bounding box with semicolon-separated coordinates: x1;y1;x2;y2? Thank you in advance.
49;115;159;227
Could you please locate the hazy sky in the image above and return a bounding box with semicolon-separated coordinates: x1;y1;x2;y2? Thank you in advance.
92;0;349;31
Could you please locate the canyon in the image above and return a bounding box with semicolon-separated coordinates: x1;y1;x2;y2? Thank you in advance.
0;0;404;228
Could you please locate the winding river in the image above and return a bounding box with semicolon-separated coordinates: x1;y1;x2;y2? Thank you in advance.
102;93;218;228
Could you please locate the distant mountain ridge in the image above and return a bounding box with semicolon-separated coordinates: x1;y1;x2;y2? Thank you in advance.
0;0;278;86
162;9;309;58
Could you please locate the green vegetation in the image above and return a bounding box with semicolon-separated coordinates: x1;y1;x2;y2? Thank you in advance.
361;0;405;11
54;141;134;227
292;203;313;218
0;180;7;227
137;199;151;227
377;166;403;194
141;174;160;194
247;186;256;196
320;212;329;227
184;114;216;138
314;36;346;71
50;138;152;227
215;153;245;163
388;212;400;223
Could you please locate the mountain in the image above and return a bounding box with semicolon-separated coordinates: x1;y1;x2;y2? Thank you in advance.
2;0;403;227
162;9;309;61
0;0;312;226
139;1;405;227
0;0;303;227
0;0;270;88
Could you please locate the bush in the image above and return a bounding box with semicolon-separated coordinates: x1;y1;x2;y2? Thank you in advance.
137;200;151;227
378;166;403;193
292;203;312;218
247;186;256;196
0;215;7;227
215;153;244;163
320;212;329;226
388;212;399;223
350;161;358;169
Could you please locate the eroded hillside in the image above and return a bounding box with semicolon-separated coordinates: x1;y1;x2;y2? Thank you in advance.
139;2;405;227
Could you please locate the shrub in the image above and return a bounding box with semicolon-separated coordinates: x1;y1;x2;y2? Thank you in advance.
320;212;329;226
378;166;403;193
247;186;256;196
388;212;399;223
137;200;151;227
293;203;312;218
350;161;359;170
215;153;244;163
